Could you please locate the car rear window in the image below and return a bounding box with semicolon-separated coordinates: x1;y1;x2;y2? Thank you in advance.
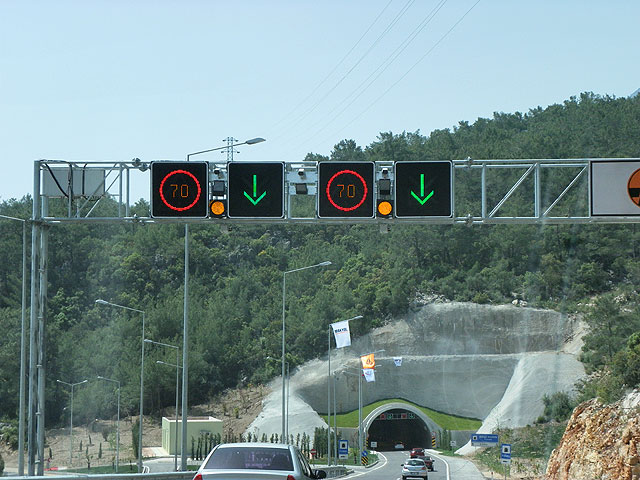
407;460;424;466
205;447;293;471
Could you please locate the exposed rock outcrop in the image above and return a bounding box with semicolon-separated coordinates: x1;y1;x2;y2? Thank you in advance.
545;390;640;480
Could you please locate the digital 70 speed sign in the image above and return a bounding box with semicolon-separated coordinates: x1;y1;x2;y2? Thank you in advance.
151;162;209;218
317;162;374;218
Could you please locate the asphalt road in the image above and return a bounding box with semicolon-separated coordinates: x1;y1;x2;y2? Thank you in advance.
144;449;486;480
343;450;486;480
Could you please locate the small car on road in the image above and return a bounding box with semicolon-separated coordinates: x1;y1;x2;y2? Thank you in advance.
401;458;429;480
193;443;327;480
410;447;425;458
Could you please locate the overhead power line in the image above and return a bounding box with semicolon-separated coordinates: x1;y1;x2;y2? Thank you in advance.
287;0;449;152
313;0;483;151
268;0;414;143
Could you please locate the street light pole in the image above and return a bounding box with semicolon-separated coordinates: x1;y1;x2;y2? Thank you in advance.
156;360;182;471
184;136;265;468
146;338;180;472
327;314;362;465
281;261;331;443
0;214;27;475
95;299;145;472
96;376;120;472
340;368;363;462
56;379;88;467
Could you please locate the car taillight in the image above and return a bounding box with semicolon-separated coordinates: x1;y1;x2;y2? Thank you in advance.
421;466;426;470
193;473;203;480
287;475;296;480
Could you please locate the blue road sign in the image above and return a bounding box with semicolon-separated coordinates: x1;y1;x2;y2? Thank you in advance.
470;433;499;447
338;440;349;459
500;443;512;463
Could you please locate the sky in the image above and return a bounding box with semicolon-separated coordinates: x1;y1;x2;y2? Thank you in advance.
1;0;639;204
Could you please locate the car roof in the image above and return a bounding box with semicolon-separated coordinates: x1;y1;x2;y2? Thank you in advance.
408;458;425;463
214;442;291;450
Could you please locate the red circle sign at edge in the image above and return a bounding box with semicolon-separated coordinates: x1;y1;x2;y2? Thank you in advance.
325;169;369;212
159;169;202;211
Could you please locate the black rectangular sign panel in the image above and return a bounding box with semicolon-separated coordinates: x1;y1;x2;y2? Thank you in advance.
151;161;209;218
227;162;285;218
317;162;375;218
394;161;452;217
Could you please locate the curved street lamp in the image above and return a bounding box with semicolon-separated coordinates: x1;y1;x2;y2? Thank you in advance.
182;137;265;469
156;360;182;471
146;338;181;472
327;314;362;465
95;299;145;472
281;261;332;443
96;376;120;472
56;379;88;467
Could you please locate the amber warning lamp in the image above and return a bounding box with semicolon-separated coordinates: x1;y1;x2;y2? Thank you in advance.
209;200;226;218
377;200;393;217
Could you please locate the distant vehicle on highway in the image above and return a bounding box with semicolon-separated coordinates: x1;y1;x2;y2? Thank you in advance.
394;442;405;450
410;447;425;458
193;443;327;480
401;458;429;480
422;456;434;471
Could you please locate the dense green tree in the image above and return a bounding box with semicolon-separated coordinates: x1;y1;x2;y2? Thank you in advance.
1;92;640;424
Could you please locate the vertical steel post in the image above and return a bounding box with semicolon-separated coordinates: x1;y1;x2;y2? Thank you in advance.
174;349;179;471
358;369;362;461
327;328;331;466
27;161;41;476
138;312;145;472
281;272;286;443
18;219;27;475
181;224;189;470
36;197;48;475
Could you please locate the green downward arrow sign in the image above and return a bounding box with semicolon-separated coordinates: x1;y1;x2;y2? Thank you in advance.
243;175;267;205
411;174;434;205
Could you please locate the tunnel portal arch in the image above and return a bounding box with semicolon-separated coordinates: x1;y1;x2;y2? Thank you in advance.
363;402;440;451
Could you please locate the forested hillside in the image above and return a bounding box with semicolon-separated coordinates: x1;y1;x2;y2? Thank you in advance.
1;92;640;430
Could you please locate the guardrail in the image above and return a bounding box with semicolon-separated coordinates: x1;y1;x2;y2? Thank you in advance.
3;473;194;480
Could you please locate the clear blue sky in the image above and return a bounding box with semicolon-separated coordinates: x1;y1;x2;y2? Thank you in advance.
1;0;638;203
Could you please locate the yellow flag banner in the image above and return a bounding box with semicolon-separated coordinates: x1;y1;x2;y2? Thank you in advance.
360;353;375;369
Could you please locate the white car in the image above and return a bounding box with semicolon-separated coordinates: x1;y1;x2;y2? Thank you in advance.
401;458;429;480
193;443;327;480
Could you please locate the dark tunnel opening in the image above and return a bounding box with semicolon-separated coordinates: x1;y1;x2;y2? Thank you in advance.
366;408;431;451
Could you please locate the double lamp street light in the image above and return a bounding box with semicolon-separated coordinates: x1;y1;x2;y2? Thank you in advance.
95;299;145;472
96;376;120;472
55;379;88;467
146;338;181;472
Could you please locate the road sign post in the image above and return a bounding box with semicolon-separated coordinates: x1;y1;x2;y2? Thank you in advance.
500;443;511;479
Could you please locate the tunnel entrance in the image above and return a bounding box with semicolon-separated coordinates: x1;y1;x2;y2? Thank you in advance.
366;408;431;451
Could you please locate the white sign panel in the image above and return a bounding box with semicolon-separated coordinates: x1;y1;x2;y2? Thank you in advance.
591;160;640;216
331;320;351;348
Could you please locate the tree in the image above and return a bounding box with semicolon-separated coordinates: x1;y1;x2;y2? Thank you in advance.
330;140;365;162
132;419;140;459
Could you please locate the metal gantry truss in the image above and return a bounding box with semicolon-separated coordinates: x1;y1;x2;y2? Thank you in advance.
33;156;640;225
24;156;640;475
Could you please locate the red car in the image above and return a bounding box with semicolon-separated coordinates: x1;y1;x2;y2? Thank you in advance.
410;447;425;458
410;448;434;471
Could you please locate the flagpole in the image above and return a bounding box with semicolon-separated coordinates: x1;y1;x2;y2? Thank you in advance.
328;315;363;465
327;327;331;466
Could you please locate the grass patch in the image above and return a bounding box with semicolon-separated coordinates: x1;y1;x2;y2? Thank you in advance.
322;398;481;431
